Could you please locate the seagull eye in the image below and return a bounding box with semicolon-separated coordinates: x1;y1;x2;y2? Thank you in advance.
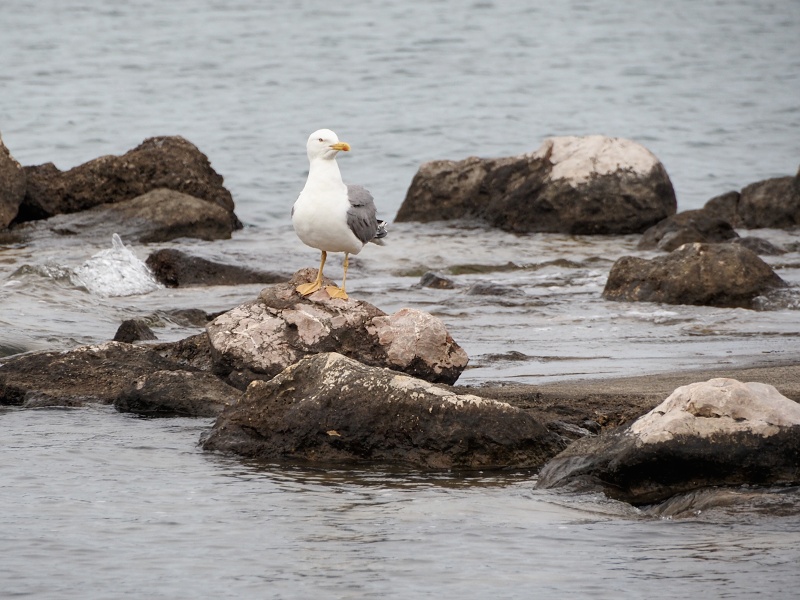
318;138;324;142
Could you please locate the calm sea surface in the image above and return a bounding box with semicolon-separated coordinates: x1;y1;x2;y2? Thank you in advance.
2;1;800;597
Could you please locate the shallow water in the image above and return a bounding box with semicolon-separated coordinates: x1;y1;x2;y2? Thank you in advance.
2;0;800;597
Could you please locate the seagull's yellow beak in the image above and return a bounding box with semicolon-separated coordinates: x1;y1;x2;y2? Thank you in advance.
330;142;350;152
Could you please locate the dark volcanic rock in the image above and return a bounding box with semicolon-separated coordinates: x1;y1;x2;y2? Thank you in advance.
203;352;564;469
115;370;240;417
146;248;286;287
16;136;241;229
602;243;786;309
206;270;469;388
0;342;181;408
419;271;456;289
113;319;158;343
637;209;738;251
397;136;676;234
731;236;786;256
1;133;26;228
536;378;800;505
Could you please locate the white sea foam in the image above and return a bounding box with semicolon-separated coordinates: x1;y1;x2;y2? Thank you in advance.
71;234;162;297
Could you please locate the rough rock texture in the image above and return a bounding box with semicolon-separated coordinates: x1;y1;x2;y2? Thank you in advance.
536;378;800;505
731;236;786;256
16;136;241;229
0;133;26;228
602;242;786;308
206;270;469;388
113;319;158;343
637;209;738;251
0;342;181;408
146;248;286;287
396;136;677;234
203;352;564;469
703;175;800;229
115;370;240;417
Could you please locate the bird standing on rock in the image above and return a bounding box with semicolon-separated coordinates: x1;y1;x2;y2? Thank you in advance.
292;129;387;300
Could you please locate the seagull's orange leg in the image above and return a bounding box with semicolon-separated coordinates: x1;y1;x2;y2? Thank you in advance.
325;253;350;300
296;251;327;296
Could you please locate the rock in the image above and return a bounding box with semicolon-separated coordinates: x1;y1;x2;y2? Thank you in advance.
702;176;800;229
396;136;677;234
115;370;240;417
419;271;456;289
203;352;564;469
113;319;158;343
731;236;785;256
206;271;469;388
536;378;800;505
18;188;239;243
602;242;786;309
146;248;286;287
0;133;26;228
0;342;181;408
637;209;738;251
15;136;241;229
153;333;216;373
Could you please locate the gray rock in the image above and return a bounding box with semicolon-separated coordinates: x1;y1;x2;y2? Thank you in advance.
203;352;564;469
637;209;738;251
16;136;241;229
115;370;240;417
536;378;800;505
146;248;286;287
113;319;158;343
206;270;469;388
0;133;26;228
419;271;456;289
731;236;786;256
397;136;676;234
702;175;800;229
602;242;786;309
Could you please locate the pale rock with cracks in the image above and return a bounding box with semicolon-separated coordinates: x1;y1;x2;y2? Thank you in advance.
630;378;800;445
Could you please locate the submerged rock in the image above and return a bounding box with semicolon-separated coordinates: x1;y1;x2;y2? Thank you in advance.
637;209;738;251
536;378;800;505
0;342;180;408
113;319;158;343
602;242;786;309
146;248;286;287
203;352;564;469
15;136;241;229
397;135;676;234
115;370;240;417
0;133;26;228
206;270;469;388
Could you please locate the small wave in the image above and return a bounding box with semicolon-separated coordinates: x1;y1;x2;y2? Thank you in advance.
71;234;163;297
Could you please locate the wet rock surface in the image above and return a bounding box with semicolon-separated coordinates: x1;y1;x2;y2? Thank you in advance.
397;136;677;234
115;370;240;417
702;172;800;229
15;136;241;228
602;242;786;308
637;209;738;251
146;248;286;287
113;319;158;343
0;134;26;228
206;270;469;388
536;378;800;505
203;352;564;470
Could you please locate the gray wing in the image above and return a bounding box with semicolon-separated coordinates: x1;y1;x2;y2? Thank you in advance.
346;184;380;244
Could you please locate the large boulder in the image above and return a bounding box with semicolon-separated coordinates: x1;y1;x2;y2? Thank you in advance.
602;242;786;308
16;136;241;229
0;342;181;408
0;133;26;228
206;270;469;388
703;172;800;229
396;136;677;234
203;352;564;469
115;370;240;417
146;248;286;287
637;209;738;251
536;378;800;505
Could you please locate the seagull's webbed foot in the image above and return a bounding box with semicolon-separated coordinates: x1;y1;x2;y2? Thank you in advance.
296;281;322;296
324;285;348;300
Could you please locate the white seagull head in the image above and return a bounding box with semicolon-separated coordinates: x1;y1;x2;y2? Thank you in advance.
306;128;350;162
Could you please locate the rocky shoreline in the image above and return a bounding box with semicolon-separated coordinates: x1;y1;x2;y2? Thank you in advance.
2;132;800;512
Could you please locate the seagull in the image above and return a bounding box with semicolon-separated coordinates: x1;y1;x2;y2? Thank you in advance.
291;129;387;300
